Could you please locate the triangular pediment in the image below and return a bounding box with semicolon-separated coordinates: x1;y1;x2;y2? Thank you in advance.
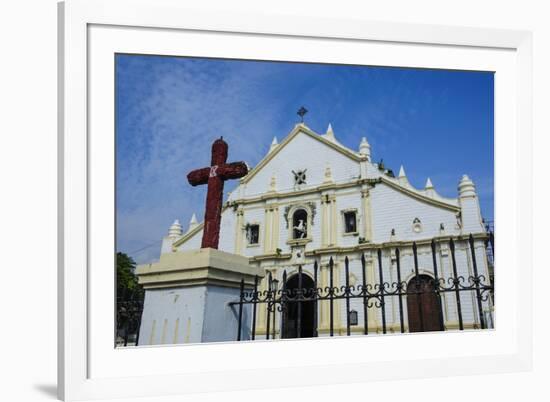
240;124;364;185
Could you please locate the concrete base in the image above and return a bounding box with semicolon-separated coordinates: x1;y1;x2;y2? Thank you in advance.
136;247;262;289
136;248;263;345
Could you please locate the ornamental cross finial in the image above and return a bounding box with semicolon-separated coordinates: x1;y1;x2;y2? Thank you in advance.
187;137;248;249
297;106;308;123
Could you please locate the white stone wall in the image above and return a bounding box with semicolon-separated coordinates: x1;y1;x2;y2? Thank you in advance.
139;287;206;345
217;182;467;257
370;183;460;243
176;228;202;252
174;179;475;258
139;285;253;345
459;196;486;234
218;208;237;252
235;206;265;257
334;191;363;248
238;131;361;198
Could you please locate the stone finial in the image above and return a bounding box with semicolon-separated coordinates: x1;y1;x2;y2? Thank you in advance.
359;137;371;160
425;177;434;189
187;214;198;232
269;136;279;152
324;163;333;183
458;174;476;197
424;177;435;197
325;123;335;140
398;165;406;178
397;165;410;186
168;219;183;238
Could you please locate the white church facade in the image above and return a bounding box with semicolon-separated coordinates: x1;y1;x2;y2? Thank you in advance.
137;122;494;344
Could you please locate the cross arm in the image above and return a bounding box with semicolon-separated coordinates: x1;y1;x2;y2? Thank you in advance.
187;167;210;186
218;162;248;180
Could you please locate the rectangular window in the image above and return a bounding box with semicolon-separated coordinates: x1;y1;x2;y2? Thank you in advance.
343;211;357;233
246;224;260;245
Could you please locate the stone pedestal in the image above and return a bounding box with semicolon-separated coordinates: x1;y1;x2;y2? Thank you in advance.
136;248;264;345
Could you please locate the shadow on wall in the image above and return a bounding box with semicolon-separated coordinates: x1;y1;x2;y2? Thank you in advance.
33;384;57;399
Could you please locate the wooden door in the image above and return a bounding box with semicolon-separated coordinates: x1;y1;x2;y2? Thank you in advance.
407;275;443;332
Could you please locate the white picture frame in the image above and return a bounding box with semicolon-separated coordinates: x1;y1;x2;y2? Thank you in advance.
58;0;533;400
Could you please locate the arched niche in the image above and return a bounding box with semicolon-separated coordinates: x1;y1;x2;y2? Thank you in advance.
285;203;314;244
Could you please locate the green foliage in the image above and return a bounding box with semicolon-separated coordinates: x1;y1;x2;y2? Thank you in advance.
116;252;143;298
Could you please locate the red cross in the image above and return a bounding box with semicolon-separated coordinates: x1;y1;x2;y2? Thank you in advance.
187;137;248;249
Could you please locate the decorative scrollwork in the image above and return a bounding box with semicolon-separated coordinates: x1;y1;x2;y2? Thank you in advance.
367;298;382;308
480;288;493;302
231;236;495;341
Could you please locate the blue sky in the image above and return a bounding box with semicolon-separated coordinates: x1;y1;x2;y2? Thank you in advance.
116;54;494;263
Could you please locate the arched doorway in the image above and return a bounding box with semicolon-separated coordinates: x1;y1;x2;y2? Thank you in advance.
407;275;443;332
282;273;315;338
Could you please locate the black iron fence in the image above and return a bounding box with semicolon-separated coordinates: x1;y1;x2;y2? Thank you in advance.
116;289;144;347
232;233;495;341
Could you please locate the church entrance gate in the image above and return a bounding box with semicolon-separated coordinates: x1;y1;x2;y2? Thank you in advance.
231;233;494;341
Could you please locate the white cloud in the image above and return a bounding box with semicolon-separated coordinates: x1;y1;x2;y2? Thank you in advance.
116;58;290;263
